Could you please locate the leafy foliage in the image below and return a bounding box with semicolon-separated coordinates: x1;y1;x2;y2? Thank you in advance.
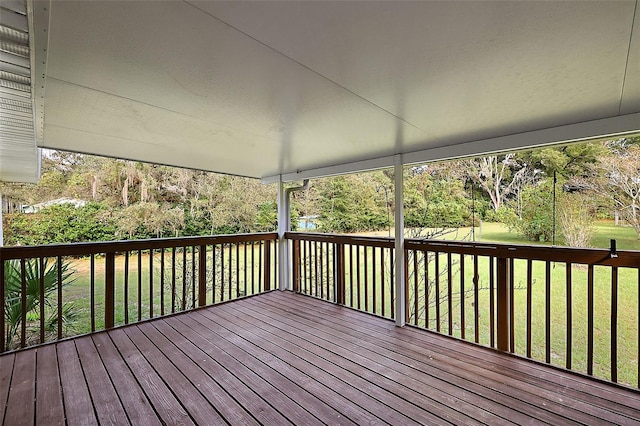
3;258;78;348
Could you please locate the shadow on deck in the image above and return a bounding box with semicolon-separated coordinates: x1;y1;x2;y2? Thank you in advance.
1;291;638;425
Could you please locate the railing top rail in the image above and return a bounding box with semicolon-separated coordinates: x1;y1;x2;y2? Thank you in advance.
405;239;640;268
0;232;278;260
285;232;395;248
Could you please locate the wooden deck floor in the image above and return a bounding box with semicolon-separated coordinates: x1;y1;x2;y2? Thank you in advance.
0;290;638;425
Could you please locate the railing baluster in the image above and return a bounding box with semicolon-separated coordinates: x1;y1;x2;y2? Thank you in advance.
220;245;225;302
171;248;176;313
587;264;594;376
319;242;324;300
473;254;479;344
182;247;187;310
510;258;515;352
199;245;206;307
257;242;262;293
124;251;130;323
137;250;142;321
57;256;63;340
390;251;395;319
213;244;218;302
526;259;533;358
381;247;385;317
39;257;45;344
251;241;256;295
447;252;453;335
372;247;377;315
349;245;354;308
638;268;639;389
545;261;551;363
435;252;440;332
460;253;465;339
20;258;26;348
263;239;271;291
425;250;430;329
105;253;115;330
160;248;165;315
566;262;572;369
243;242;247;297
293;240;300;293
356;245;361;310
336;243;346;305
90;254;95;332
150;248;154;319
364;246;369;312
235;243;239;298
489;256;495;348
192;245;197;307
413;250;418;325
611;266;618;383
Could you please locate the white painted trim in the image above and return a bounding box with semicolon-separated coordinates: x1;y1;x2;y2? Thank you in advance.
277;179;289;291
262;113;640;184
394;155;405;327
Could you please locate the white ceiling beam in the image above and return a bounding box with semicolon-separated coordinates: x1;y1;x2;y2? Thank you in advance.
262;113;640;183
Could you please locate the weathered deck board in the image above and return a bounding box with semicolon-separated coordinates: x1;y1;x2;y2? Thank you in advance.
0;290;638;425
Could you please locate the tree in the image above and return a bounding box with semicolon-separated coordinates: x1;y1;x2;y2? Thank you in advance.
462;155;533;212
506;179;555;242
558;192;595;247
593;143;640;239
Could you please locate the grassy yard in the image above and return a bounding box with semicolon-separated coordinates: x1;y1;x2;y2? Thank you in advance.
24;221;639;388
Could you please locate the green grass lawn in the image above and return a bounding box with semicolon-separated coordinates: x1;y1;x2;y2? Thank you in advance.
20;222;639;388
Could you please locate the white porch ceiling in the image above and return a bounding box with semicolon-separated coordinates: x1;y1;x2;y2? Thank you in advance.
6;0;640;183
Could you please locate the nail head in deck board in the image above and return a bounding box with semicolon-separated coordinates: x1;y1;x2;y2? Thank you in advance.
121;326;224;425
278;291;640;420
109;328;195;426
253;295;602;425
0;291;638;425
56;340;98;425
230;298;527;423
192;306;451;425
152;320;290;426
200;304;433;426
170;314;320;425
74;336;129;424
35;345;64;425
0;353;15;422
264;294;640;423
186;310;360;426
137;321;260;426
4;350;35;424
91;333;161;426
227;297;524;425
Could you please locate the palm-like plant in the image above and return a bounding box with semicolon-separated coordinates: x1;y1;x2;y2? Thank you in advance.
3;258;78;349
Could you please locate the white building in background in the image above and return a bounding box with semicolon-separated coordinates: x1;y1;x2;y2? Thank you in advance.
22;198;87;213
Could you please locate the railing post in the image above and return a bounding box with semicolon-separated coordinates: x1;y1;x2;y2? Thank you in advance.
496;256;510;351
198;245;207;307
105;252;115;329
292;239;300;292
335;243;346;305
264;240;271;291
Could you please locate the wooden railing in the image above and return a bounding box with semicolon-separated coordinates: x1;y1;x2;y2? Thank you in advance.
0;232;277;353
288;232;640;388
287;232;395;318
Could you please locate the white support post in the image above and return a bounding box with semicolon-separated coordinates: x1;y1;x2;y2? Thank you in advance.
394;155;405;327
277;178;289;291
